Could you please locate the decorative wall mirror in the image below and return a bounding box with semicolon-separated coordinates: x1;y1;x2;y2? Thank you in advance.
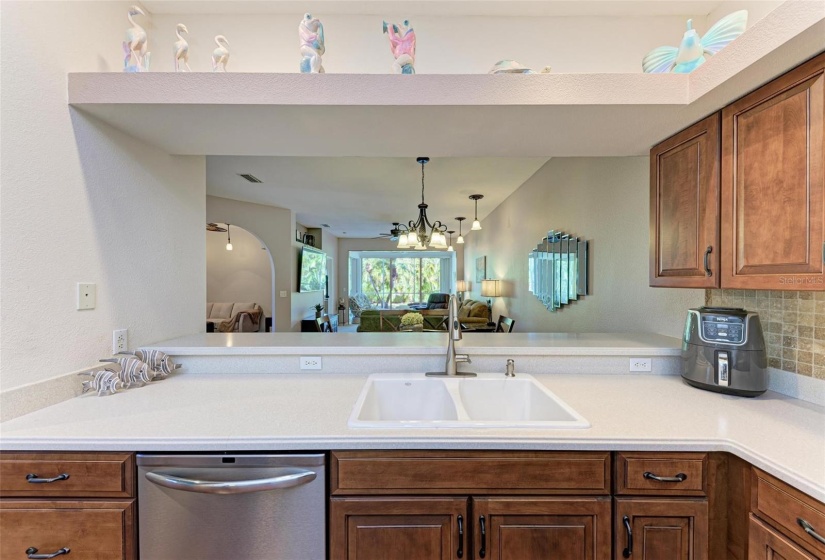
528;231;588;311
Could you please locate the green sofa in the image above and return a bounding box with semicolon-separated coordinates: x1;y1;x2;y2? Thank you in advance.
357;299;489;332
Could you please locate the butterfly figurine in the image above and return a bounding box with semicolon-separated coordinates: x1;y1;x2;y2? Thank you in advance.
643;10;748;73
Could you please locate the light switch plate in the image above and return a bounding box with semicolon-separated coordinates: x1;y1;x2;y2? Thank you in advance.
280;290;288;298
77;283;96;310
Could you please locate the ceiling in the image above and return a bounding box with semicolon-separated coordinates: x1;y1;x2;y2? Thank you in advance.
143;0;725;17
206;156;549;238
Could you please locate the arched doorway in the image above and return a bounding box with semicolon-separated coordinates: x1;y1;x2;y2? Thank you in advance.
206;223;276;331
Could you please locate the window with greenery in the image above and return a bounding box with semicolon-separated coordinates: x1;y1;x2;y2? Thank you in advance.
353;252;452;308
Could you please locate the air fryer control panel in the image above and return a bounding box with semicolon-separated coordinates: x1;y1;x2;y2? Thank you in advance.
701;314;745;344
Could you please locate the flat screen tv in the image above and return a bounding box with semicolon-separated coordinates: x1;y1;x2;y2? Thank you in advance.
299;246;326;293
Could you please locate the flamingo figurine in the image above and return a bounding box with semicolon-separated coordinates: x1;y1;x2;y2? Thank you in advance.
123;5;149;72
173;23;190;72
211;35;230;72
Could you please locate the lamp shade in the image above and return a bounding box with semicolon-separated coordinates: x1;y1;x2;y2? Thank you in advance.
481;279;501;297
456;280;467;292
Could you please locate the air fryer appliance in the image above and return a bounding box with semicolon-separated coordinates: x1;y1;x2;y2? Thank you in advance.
681;307;767;397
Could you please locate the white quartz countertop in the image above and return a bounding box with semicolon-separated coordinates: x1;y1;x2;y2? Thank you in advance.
1;372;823;502
148;332;683;356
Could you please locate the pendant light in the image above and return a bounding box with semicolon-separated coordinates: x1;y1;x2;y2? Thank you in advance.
447;230;455;252
455;217;466;244
396;157;449;250
226;223;233;251
470;194;484;231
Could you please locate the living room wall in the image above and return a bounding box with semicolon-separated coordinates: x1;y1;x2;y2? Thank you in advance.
462;157;704;337
207;225;273;318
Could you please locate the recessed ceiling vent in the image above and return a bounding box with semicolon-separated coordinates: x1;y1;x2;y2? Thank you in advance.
321;224;331;228
238;173;262;183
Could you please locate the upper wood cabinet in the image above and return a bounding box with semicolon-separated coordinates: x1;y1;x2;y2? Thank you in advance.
650;113;721;288
721;52;825;290
651;52;825;290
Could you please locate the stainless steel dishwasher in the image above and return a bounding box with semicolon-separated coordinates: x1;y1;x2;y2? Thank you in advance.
137;453;326;560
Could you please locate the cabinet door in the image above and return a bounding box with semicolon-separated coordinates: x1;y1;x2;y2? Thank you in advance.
472;497;611;560
330;497;467;560
721;52;825;289
748;514;818;560
615;498;708;560
650;113;721;288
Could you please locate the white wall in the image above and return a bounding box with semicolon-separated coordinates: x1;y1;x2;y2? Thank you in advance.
0;2;205;392
207;225;273;318
206;196;294;331
463;157;705;337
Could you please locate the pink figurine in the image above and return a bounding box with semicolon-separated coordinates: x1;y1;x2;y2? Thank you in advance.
382;19;416;74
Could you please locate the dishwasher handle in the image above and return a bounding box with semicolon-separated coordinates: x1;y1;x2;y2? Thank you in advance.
145;468;317;495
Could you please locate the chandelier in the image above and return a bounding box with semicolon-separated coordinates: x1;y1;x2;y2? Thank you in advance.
397;157;448;250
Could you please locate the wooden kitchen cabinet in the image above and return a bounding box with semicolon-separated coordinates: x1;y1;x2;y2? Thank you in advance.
721;51;825;290
473;496;612;560
651;52;825;290
0;452;136;560
330;451;612;559
329;497;467;560
650;113;721;288
614;498;709;560
748;514;819;560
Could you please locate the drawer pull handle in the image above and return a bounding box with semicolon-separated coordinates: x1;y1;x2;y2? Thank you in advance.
643;471;687;483
798;518;825;545
622;515;633;558
25;473;70;484
26;547;70;559
479;515;486;558
457;514;464;559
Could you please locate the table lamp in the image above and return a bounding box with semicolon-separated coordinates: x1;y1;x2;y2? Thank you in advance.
455;280;467;304
480;279;501;324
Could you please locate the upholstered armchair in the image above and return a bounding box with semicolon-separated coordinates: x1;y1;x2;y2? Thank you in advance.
348;293;373;323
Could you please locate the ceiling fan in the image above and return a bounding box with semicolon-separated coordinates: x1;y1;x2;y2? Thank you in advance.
373;222;403;241
206;222;227;232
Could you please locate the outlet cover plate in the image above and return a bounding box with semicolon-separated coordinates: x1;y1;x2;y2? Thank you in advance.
629;357;652;372
113;329;128;354
300;356;322;370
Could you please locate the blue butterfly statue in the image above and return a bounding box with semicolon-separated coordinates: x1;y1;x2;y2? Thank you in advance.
643;10;748;73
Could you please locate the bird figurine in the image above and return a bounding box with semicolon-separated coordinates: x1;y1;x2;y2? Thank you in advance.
489;60;552;74
211;35;230;72
123;5;150;72
173;23;190;72
643;10;748;73
299;13;325;73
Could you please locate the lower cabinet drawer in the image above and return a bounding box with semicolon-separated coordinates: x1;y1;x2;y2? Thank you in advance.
0;453;135;498
0;500;136;560
752;468;825;557
615;452;707;496
749;514;819;560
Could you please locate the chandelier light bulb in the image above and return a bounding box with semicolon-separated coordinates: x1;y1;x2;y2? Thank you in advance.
407;230;418;244
471;219;482;231
457;235;465;244
397;233;409;248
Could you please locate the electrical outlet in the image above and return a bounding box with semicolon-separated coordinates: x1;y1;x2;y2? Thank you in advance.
113;329;128;354
629;357;652;372
77;283;96;310
280;290;288;298
300;356;322;370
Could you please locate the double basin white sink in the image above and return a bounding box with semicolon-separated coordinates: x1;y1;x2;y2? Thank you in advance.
348;373;590;429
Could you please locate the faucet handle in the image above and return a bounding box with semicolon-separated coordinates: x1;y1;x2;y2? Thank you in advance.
505;359;515;377
456;354;471;364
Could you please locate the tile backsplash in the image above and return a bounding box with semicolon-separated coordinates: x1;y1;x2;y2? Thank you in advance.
706;290;823;379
